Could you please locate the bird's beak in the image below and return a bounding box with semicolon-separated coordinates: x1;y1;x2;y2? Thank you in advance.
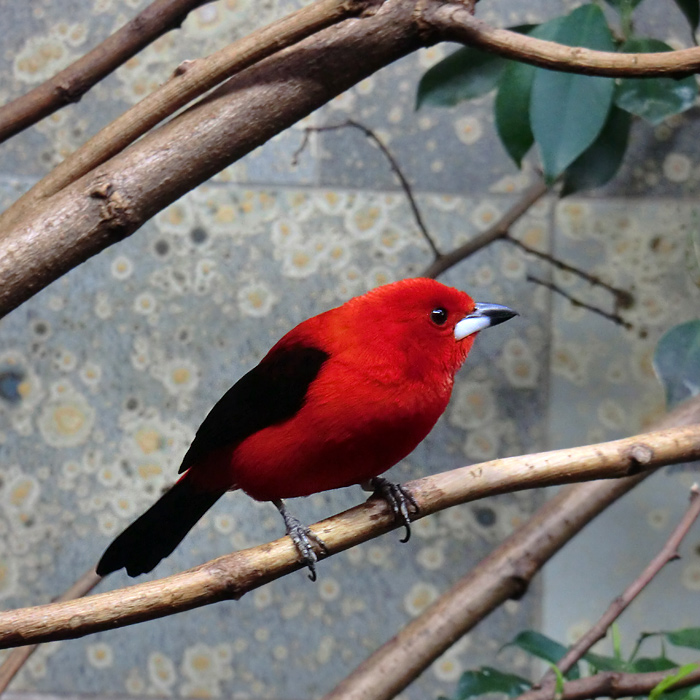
454;302;518;341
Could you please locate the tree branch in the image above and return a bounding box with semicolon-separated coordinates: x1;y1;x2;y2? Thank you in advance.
304;119;442;258
0;424;698;649
504;236;634;310
543;484;700;684
527;275;633;330
422;179;551;278
321;398;700;700
0;568;101;694
424;3;700;77
519;665;700;700
0;0;213;145
0;0;384;232
0;0;423;321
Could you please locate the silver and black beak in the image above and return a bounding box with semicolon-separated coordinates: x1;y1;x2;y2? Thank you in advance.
454;302;518;341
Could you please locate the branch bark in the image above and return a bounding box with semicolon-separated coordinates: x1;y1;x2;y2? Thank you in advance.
422;179;551;278
0;0;422;320
541;484;700;685
4;0;700;321
0;0;213;145
425;3;700;76
0;568;101;694
519;665;700;700
0;424;698;649
321;398;700;700
0;0;384;232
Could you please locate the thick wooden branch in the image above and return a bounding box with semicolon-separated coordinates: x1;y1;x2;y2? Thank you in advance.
0;0;212;145
425;3;700;76
0;0;422;320
322;398;700;700
0;424;698;649
0;0;384;231
5;0;700;320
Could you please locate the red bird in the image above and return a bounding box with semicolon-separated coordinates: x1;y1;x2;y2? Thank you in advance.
97;278;516;579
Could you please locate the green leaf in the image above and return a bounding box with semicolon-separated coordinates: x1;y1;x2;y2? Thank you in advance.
667;629;700;651
673;0;700;31
416;46;507;109
550;664;565;694
561;104;631;195
632;657;681;673
530;4;616;181
584;651;630;672
494;19;565;167
505;631;580;679
653;320;700;407
650;664;700;700
604;0;646;8
416;27;536;110
456;667;532;700
663;684;700;700
615;38;698;125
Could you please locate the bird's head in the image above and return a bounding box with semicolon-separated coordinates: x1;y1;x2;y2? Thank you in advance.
332;278;517;378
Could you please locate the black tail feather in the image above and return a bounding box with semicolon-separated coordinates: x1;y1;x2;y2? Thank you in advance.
96;476;225;577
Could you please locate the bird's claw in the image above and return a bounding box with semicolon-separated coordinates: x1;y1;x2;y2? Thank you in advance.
368;477;420;542
274;499;327;581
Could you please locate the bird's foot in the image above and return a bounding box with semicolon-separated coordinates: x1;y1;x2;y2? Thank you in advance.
273;499;327;581
367;477;420;542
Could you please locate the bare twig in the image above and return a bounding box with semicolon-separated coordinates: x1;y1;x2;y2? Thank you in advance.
0;567;101;693
308;119;442;258
0;0;212;145
0;0;385;231
0;425;698;649
527;275;634;330
423;179;551;278
505;236;634;309
518;665;700;700
543;485;700;685
321;398;700;700
423;3;700;77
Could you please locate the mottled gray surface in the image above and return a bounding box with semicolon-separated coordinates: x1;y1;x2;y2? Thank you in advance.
0;0;699;699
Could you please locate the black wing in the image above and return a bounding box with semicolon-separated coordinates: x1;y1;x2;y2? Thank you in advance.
179;344;329;473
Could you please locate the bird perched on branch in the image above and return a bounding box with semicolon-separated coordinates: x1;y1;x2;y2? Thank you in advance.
97;278;516;580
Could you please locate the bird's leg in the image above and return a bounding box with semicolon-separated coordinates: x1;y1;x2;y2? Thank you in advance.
364;477;420;543
272;499;328;581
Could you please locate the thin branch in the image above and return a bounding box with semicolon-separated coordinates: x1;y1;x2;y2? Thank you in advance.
0;0;385;232
519;665;700;700
0;0;213;145
424;3;700;77
308;119;442;258
0;568;101;694
504;236;634;309
422;179;551;278
544;484;700;684
321;398;700;700
527;275;634;330
0;425;699;649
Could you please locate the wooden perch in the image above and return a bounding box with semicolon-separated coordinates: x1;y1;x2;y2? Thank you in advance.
0;424;698;650
322;398;700;700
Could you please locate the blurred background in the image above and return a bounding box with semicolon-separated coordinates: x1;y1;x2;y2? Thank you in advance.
0;0;699;698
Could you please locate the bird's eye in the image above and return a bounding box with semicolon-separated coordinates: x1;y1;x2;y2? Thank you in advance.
430;308;448;325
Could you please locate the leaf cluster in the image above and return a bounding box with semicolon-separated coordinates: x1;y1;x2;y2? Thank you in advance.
416;0;699;193
440;627;700;700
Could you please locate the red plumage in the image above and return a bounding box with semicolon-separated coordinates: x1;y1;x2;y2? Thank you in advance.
97;278;515;577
